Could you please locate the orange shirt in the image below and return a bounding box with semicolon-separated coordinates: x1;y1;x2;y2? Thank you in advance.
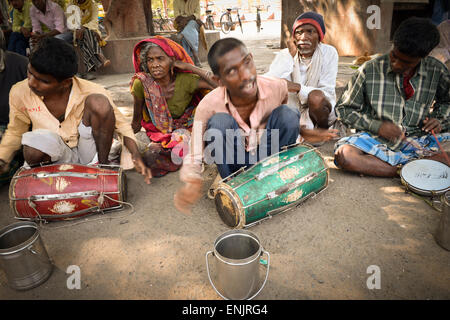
180;75;288;182
0;77;136;163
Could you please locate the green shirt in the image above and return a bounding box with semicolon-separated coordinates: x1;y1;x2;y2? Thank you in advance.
131;72;200;119
12;0;32;33
336;54;450;150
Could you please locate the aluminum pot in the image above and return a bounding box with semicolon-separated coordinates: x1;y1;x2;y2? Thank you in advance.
0;221;53;290
206;229;270;300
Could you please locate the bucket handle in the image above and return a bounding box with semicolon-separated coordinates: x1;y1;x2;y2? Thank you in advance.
28;245;54;265
28;245;38;255
205;249;270;300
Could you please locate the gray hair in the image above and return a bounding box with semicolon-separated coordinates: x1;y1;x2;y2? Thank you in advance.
139;42;161;73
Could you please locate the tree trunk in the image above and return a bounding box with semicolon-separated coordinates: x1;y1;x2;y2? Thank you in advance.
103;0;152;40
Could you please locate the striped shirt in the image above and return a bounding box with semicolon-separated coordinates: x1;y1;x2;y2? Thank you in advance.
336;54;450;151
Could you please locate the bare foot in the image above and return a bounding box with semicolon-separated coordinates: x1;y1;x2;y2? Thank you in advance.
102;59;111;68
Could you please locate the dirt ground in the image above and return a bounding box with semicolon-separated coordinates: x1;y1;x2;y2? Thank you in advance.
0;32;449;300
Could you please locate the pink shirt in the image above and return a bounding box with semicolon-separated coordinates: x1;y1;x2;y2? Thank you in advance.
30;0;67;34
180;75;288;182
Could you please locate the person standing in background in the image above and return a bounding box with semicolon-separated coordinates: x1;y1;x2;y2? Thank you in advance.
173;0;200;19
174;14;206;67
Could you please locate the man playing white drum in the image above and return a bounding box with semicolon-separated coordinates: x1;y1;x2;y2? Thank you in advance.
334;18;449;177
174;38;338;214
0;37;152;184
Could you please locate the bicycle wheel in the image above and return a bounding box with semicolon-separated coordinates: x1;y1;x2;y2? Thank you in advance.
220;13;232;34
238;16;243;33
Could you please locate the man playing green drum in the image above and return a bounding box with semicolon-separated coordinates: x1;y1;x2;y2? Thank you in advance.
174;38;338;214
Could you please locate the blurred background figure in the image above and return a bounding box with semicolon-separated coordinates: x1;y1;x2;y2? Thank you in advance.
174;14;206;67
69;0;110;80
0;0;11;43
431;0;449;25
8;0;31;56
430;19;450;70
174;0;200;19
29;0;72;46
0;29;27;184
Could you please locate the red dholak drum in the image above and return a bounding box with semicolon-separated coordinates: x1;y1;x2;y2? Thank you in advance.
9;164;126;221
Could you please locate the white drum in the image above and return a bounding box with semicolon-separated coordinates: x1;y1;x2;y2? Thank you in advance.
400;159;450;197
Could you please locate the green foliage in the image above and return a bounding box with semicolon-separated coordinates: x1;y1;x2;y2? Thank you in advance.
151;0;175;18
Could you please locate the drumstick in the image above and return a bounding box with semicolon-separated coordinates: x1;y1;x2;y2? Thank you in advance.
431;129;450;166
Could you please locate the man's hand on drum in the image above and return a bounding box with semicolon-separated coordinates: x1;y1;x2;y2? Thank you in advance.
0;159;8;174
301;126;339;143
378;121;405;142
174;178;203;215
422;117;442;134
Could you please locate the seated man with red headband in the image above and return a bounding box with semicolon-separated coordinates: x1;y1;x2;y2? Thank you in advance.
266;12;339;137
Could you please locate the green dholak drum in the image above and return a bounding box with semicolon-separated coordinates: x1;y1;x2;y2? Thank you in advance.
214;144;329;228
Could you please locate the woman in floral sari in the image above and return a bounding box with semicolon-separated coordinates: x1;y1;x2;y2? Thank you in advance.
131;36;216;177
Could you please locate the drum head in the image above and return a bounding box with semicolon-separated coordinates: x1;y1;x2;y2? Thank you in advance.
401;159;450;196
215;188;240;228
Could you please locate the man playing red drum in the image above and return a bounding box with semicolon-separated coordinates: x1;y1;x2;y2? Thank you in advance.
0;37;152;184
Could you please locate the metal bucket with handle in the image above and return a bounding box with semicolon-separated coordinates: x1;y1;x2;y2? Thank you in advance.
435;191;450;251
0;221;53;290
206;230;270;300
